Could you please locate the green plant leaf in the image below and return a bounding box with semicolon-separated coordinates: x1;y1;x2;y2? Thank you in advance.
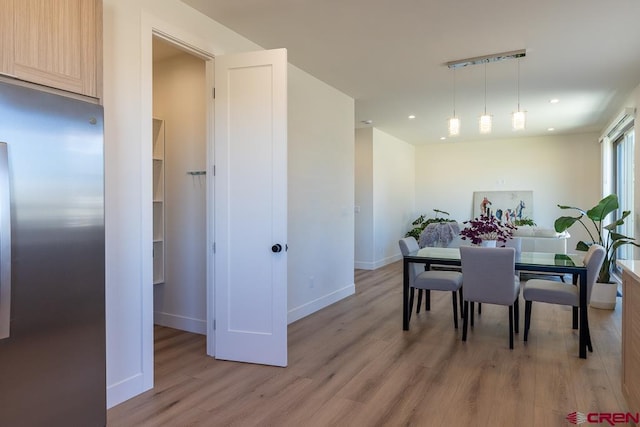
611;239;640;252
586;194;618;221
411;215;425;226
557;204;587;215
609;231;634;241
575;241;590;251
554;215;581;232
603;210;631;231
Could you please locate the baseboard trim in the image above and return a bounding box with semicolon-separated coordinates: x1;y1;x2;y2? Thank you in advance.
288;283;355;324
153;311;206;335
107;372;150;409
355;253;401;270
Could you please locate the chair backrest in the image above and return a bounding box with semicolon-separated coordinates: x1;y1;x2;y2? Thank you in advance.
583;244;606;302
460;246;517;305
503;237;522;256
398;237;422;286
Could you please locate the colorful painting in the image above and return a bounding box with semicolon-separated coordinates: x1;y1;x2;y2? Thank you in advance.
472;191;533;225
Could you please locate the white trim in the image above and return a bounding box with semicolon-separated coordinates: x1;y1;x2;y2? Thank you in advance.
106;373;146;409
153;312;207;335
287;284;355;324
138;10;155;402
600;107;635;142
205;60;215;358
355;253;402;270
110;9;218;409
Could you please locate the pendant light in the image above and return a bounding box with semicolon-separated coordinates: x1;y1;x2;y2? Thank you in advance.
446;49;526;136
479;62;492;134
512;58;526;131
448;69;460;136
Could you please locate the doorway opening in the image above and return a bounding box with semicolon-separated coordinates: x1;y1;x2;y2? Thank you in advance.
151;36;208;345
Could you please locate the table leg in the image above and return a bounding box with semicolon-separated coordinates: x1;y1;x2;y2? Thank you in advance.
403;258;410;330
579;270;587;359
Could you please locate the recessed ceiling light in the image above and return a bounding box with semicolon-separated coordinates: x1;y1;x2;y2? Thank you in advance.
408;115;416;119
440;136;446;140
361;120;373;125
549;99;560;104
547;127;555;131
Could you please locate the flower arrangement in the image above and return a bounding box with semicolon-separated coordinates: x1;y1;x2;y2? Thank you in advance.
460;215;516;245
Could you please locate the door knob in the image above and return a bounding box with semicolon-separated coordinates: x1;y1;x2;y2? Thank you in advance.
272;244;282;253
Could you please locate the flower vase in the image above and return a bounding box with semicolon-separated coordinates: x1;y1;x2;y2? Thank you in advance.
480;240;497;248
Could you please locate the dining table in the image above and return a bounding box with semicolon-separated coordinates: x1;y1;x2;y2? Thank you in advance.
402;247;590;358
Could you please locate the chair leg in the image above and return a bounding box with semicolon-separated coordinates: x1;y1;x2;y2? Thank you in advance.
585;309;593;352
459;288;464;318
514;297;519;334
470;302;475;327
524;300;532;341
509;305;514;349
416;289;423;314
425;290;431;311
478;302;482;315
572;306;578;329
451;291;458;329
462;301;469;341
409;288;415;322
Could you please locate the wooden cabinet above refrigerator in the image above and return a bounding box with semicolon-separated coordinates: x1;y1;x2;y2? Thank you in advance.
0;0;102;99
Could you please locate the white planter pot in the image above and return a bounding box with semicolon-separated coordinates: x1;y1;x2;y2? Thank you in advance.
590;281;618;310
480;240;497;247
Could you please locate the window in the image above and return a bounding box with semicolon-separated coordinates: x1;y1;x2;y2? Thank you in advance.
612;126;634;263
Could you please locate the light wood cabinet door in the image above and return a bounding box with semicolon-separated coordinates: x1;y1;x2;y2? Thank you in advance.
0;0;101;98
622;271;640;414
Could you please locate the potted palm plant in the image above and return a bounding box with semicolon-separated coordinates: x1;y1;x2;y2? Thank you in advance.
554;194;639;309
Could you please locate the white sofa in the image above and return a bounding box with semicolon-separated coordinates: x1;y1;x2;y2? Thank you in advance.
428;223;569;254
511;225;569;253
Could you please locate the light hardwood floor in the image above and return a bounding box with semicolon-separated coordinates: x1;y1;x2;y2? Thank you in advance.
108;261;626;426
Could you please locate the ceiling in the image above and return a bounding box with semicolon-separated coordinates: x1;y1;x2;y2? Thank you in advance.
181;0;640;145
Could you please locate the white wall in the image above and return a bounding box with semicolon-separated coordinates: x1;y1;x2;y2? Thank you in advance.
103;0;355;408
152;52;207;334
287;66;355;322
373;129;416;265
355;128;415;269
355;128;374;266
413;133;601;252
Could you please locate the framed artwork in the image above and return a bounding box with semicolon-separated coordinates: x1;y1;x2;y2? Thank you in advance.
472;191;533;224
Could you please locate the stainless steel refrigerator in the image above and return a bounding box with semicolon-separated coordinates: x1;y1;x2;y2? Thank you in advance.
0;79;105;426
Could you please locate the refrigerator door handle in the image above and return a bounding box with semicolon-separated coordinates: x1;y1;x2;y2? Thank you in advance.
0;142;10;339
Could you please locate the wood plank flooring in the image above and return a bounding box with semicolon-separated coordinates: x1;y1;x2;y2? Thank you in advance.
107;261;627;426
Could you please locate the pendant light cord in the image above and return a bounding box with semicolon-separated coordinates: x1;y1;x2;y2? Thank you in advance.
517;58;521;112
483;62;487;115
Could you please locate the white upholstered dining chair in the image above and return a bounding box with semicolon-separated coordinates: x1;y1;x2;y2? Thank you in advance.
523;244;606;351
460;246;520;349
398;237;464;328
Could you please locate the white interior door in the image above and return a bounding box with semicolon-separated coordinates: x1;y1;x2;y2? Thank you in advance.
214;48;287;366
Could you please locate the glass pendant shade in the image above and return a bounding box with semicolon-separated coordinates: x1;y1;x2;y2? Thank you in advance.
512;110;526;130
479;114;492;134
448;117;460;136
